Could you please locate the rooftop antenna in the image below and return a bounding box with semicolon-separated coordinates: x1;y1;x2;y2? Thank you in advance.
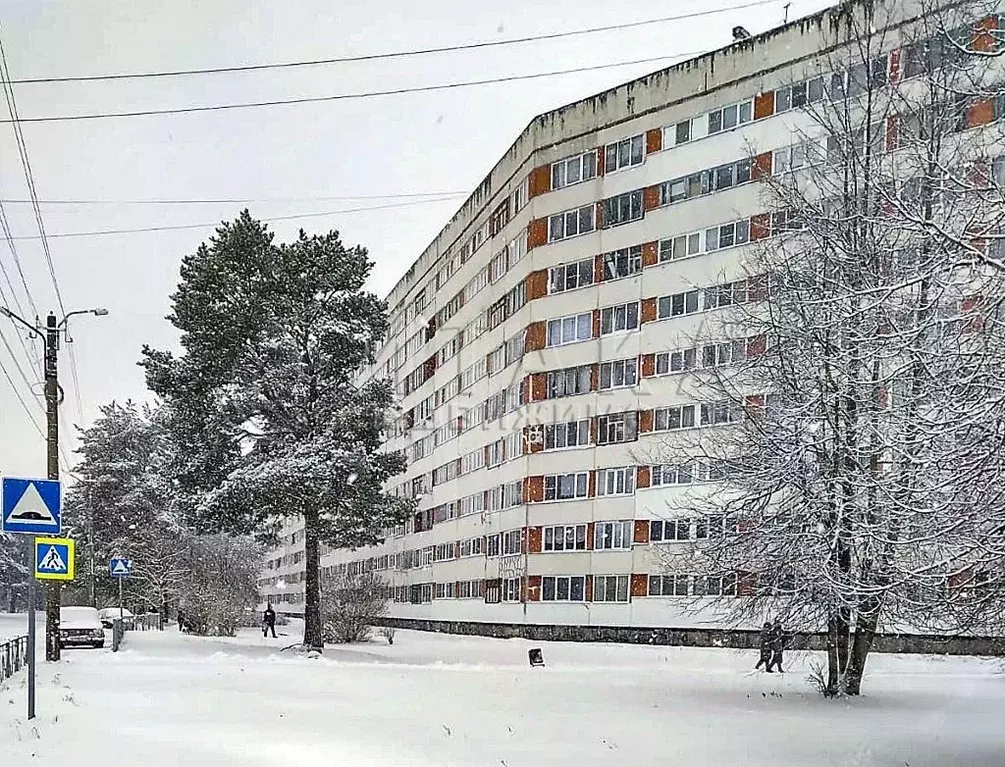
784;2;791;22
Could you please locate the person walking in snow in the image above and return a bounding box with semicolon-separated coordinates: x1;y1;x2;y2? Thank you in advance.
263;604;277;638
755;621;774;671
767;620;787;672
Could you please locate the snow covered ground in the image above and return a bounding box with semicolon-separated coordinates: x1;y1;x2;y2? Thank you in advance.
0;613;1003;766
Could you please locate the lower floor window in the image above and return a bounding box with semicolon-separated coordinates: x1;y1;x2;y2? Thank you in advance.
541;575;586;601
502;577;521;602
593;575;629;602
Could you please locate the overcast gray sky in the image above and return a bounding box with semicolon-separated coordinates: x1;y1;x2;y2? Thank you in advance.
0;0;833;478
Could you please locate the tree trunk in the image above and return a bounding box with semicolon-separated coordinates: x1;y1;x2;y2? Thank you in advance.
826;607;851;697
847;598;880;695
302;508;324;651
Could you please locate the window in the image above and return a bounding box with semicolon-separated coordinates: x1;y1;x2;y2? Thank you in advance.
712;220;750;251
702;280;748;311
651;464;696;486
648;574;690;596
659;230;703;262
653;405;696;431
543;524;587;552
541;575;586;601
655;347;697;375
674;119;691;144
707;99;753;133
549;259;594;293
712;159;751;191
597;467;636;496
552;151;598;189
775;76;825;114
657;290;700;319
548;205;596;242
597;411;638;445
500;577;521;602
486;534;501;557
600;302;640;335
502;530;522;555
544;472;589;501
598;358;638;390
693;574;737;596
701;339;747;368
602;190;644;227
543;419;591;450
601;246;642;280
594;521;633;550
547;313;593;346
700;401;742;426
546;365;591;398
649;519;692;542
604;134;644;172
504;331;525;366
593;575;630;603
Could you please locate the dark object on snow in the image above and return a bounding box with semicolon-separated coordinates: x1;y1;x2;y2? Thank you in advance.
528;648;545;667
768;620;788;672
263;604;277;638
755;621;773;671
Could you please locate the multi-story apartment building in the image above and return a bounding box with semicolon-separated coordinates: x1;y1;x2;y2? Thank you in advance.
260;0;1004;631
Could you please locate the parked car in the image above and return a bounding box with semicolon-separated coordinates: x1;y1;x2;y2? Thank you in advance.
59;606;105;649
98;607;135;629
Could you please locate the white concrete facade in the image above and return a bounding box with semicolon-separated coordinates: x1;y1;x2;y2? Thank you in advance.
259;0;968;628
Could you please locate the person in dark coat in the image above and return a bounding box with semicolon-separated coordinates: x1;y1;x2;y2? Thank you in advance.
755;621;774;671
263;604;277;638
767;620;787;672
177;607;185;632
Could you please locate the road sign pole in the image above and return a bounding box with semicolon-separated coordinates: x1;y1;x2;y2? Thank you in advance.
26;542;35;721
119;577;123;621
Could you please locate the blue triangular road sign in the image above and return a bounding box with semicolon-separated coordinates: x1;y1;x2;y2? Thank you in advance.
2;478;61;535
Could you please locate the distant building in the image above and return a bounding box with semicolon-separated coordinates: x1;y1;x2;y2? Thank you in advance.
259;0;1003;631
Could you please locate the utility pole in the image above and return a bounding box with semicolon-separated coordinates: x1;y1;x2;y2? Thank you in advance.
0;305;108;663
44;313;60;662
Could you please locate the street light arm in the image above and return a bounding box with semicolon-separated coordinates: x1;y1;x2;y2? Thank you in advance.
58;308;108;330
0;305;44;340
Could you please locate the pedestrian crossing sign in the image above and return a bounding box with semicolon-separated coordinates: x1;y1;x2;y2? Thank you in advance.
34;536;74;581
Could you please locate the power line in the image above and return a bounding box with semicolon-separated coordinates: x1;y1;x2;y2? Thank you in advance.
10;1;777;85
0;33;66;316
0;357;45;441
0;52;707;124
0;203;42;371
0;190;469;206
6;195;465;241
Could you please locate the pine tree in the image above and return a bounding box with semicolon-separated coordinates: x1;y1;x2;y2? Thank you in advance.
142;211;411;650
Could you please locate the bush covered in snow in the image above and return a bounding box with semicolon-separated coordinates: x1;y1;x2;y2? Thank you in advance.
178;534;261;637
321;572;388;643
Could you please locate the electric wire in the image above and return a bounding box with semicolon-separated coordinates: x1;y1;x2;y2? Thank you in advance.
8;1;778;85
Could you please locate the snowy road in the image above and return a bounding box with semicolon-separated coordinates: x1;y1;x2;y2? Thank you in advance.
1;615;1003;766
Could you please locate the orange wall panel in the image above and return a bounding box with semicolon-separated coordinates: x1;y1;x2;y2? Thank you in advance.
527;217;549;249
645;127;663;154
524;321;547;352
753;90;775;120
633;520;650;544
528;164;551;198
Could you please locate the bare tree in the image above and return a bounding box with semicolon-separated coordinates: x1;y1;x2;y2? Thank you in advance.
655;0;1005;697
321;571;389;643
